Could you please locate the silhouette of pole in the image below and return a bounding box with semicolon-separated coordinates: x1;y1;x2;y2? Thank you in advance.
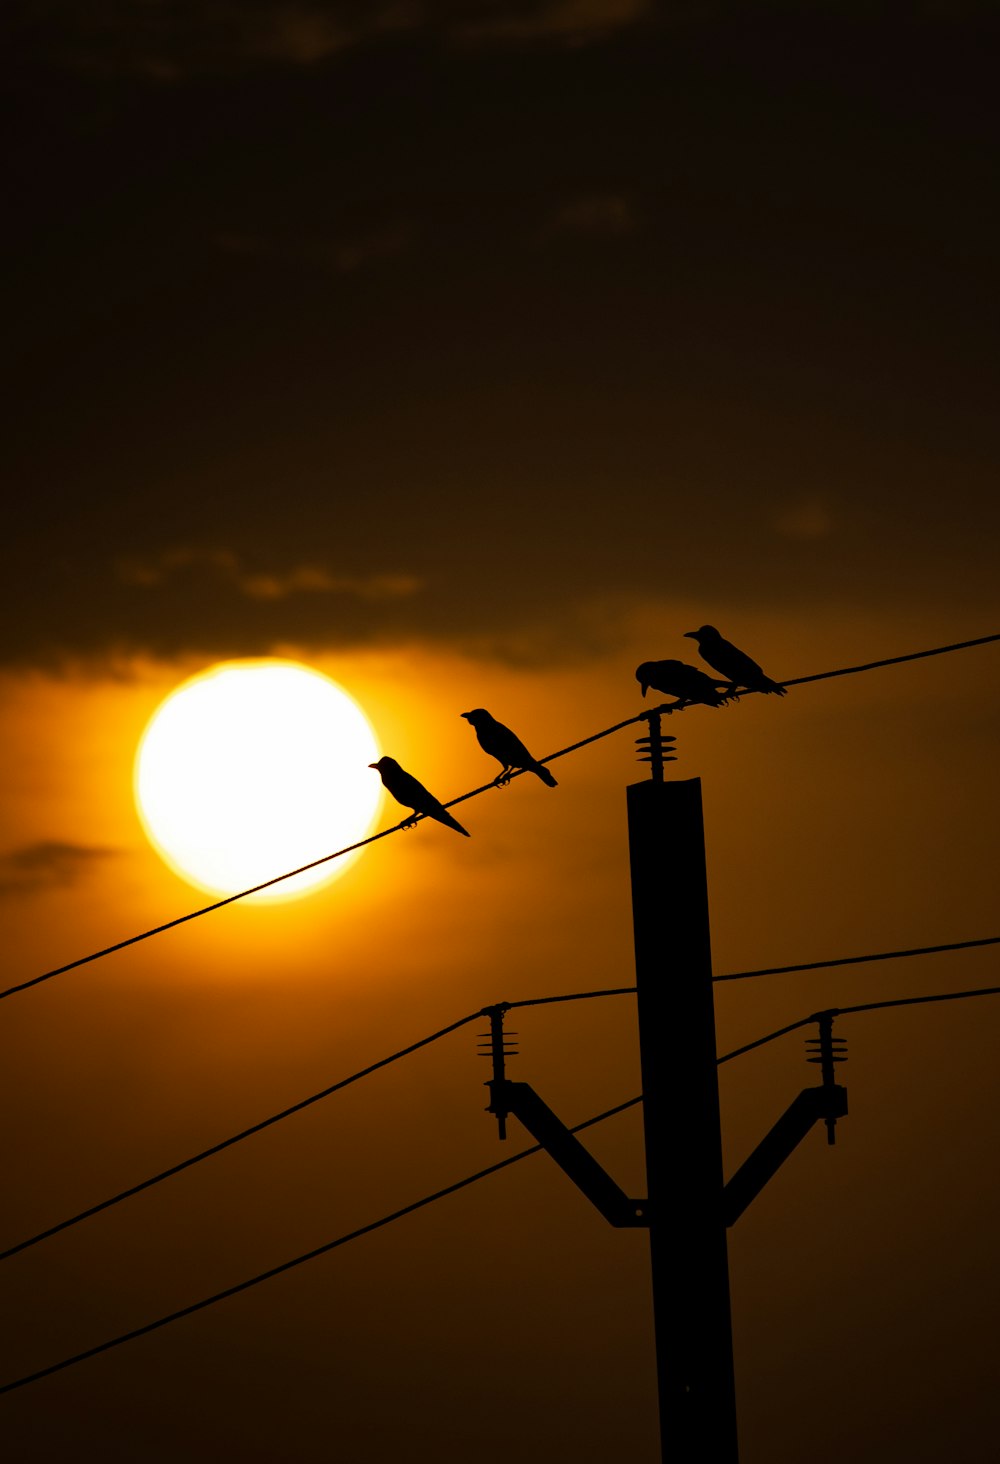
627;772;739;1462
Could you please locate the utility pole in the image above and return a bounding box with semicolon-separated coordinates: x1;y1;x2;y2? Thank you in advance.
479;710;845;1460
628;713;739;1462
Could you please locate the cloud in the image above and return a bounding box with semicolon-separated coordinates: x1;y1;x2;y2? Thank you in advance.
247;2;428;64
116;549;423;602
250;5;351;64
451;0;651;45
0;841;117;896
16;2;422;79
542;192;637;238
239;569;423;601
16;0;651;80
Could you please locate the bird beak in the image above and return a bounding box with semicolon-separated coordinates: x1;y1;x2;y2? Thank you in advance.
368;762;379;770
683;631;697;639
460;712;471;721
640;683;648;698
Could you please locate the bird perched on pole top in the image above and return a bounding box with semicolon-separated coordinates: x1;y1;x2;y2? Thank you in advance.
369;757;470;836
683;625;787;696
461;709;558;788
635;660;733;708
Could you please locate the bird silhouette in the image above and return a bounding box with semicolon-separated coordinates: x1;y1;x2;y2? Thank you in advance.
684;625;786;696
461;709;557;787
635;659;733;708
369;756;469;836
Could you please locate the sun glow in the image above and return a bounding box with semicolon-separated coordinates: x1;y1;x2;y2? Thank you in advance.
135;661;382;901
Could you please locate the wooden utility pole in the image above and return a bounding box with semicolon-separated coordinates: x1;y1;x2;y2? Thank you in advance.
627;761;739;1462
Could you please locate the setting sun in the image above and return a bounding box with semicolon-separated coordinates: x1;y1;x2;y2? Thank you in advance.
134;660;382;900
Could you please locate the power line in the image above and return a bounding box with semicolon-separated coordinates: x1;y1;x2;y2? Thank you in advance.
489;632;1000;782
0;1011;480;1265
0;1096;641;1397
717;1018;816;1065
713;934;1000;984
0;823;407;1002
777;632;1000;690
506;986;637;1010
6;975;998;1392
500;931;1000;1013
829;982;1000;1019
1;630;995;1006
510;942;1000;1058
6;937;997;1263
717;980;1000;1066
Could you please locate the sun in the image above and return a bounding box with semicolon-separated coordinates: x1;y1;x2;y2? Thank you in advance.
135;660;382;901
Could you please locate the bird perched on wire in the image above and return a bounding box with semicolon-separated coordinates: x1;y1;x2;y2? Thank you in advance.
684;625;787;696
635;659;733;708
369;756;469;836
461;709;558;788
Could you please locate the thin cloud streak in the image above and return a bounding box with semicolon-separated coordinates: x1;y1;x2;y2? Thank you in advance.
11;0;651;80
452;0;651;45
116;550;423;603
0;841;117;896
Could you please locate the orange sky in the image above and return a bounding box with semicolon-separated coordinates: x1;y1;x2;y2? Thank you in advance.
4;4;1000;1459
1;601;998;1461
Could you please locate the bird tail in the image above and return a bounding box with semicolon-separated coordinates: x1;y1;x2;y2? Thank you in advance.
531;763;558;788
438;808;470;836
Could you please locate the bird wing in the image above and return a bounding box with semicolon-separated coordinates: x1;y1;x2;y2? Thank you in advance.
663;662;730;704
399;771;440;815
708;639;766;684
491;722;536;767
380;764;429;811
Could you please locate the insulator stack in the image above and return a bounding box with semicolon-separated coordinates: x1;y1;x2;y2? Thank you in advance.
806;1011;848;1144
635;710;677;783
478;1002;517;1139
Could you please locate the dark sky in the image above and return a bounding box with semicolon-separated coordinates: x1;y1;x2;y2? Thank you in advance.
2;6;999;1464
4;0;998;666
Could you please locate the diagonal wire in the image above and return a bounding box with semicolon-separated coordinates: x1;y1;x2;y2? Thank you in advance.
777;633;1000;689
0;1011;480;1265
717;1018;816;1065
829;983;1000;1019
717;980;1000;1066
15;974;996;1387
0;822;410;1001
6;937;998;1263
713;934;1000;983
506;986;637;1010
0;1096;641;1397
1;631;996;1005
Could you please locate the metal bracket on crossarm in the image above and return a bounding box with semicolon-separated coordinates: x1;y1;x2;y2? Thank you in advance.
479;1004;648;1229
722;1011;848;1228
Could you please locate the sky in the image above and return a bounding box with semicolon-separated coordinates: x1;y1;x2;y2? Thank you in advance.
1;3;999;1460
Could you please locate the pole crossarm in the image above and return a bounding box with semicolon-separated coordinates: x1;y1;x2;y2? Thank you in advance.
488;1079;647;1228
722;1084;848;1228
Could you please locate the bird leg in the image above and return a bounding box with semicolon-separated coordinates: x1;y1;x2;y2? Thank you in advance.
401;814;418;829
493;767;513;787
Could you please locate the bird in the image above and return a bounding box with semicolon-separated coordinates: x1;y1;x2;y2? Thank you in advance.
461;709;558;788
635;659;733;708
369;756;470;836
683;625;786;696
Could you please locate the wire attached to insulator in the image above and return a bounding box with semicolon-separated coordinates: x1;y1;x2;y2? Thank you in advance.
805;1011;848;1144
478;1003;518;1140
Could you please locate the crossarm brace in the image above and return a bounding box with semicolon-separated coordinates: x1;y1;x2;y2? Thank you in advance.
723;1084;848;1228
489;1079;647;1228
